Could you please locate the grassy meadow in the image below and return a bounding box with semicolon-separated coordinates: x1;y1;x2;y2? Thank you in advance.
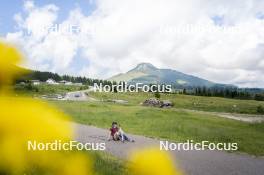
90;91;264;114
90;152;128;175
51;100;264;156
14;84;88;96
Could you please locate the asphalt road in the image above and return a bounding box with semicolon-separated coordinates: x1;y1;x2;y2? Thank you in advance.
74;123;264;175
63;90;97;101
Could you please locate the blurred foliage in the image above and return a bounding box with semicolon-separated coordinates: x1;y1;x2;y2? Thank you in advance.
0;41;181;175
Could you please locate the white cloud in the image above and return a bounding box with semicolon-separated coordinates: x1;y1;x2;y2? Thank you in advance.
5;1;78;73
24;0;35;11
4;0;264;87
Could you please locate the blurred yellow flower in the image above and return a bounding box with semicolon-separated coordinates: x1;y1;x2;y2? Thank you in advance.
128;148;182;175
0;93;93;175
0;42;28;93
0;42;92;174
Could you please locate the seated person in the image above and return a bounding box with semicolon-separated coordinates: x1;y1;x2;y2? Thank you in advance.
109;121;119;141
108;122;134;142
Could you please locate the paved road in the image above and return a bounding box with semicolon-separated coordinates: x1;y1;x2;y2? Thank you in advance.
73;123;264;175
63;90;97;101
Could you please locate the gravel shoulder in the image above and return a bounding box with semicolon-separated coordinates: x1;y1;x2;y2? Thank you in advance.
173;108;264;123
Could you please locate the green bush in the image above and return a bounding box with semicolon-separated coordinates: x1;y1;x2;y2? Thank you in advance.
257;105;264;114
255;94;264;101
154;91;160;99
25;83;33;90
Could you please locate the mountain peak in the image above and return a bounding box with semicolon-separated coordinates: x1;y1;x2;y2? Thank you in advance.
132;62;157;72
108;62;223;87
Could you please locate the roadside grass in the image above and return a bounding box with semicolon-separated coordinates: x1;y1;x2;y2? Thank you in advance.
90;151;128;175
26;151;128;175
90;92;264;114
51;101;264;156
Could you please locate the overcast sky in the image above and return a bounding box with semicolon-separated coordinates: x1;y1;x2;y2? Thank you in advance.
1;0;264;87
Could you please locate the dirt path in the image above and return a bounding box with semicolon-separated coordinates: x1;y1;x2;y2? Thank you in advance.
173;108;264;123
73;123;264;175
213;112;264;123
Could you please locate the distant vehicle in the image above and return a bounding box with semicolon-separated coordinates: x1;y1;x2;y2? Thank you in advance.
30;80;40;85
74;94;81;98
46;78;59;85
57;95;63;99
59;80;73;85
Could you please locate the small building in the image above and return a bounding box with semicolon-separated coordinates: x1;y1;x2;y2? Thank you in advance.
46;78;58;85
66;82;73;85
73;83;83;86
59;80;72;85
59;80;67;84
31;80;40;85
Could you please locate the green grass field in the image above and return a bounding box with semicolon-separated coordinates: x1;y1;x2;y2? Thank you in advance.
14;84;88;96
90;152;128;175
26;151;127;175
51;100;264;156
15;84;264;115
90;92;264;114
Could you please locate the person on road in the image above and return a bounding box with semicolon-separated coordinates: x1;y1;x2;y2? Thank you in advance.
108;122;134;142
108;121;119;141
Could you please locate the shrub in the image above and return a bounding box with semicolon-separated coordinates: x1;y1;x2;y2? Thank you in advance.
257;105;264;114
255;94;264;101
154;92;160;99
25;83;33;90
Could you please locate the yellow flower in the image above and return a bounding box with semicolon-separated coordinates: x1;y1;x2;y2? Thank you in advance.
0;42;28;93
0;94;93;174
128;148;182;175
0;42;92;175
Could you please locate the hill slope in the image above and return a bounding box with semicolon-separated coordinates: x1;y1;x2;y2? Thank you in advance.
109;63;223;87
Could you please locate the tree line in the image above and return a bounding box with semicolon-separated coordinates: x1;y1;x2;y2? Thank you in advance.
16;70;114;86
15;70;264;101
181;86;264;101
